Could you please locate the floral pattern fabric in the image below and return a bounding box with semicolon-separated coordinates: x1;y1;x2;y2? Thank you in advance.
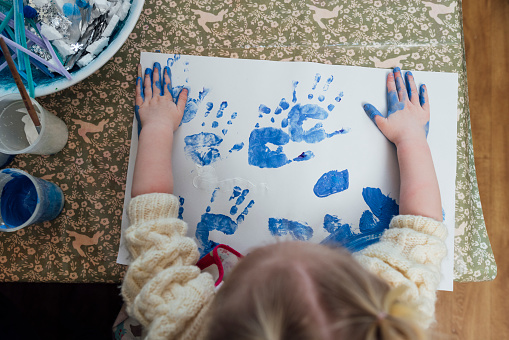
0;0;496;283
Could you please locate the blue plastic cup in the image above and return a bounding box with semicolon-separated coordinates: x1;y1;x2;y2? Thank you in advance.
0;168;64;232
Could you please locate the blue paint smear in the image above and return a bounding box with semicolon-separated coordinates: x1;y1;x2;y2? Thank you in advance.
313;169;349;198
178;196;185;219
211;188;219;202
288;104;348;143
327;104;335;111
184;132;223;166
292;151;314;162
335;92;343;102
311;73;321;90
318;95;325;102
231;112;238;119
259;104;271;114
322;75;333;91
237;200;254;224
227;121;232;125
229;142;245;153
320;214;382;252
166;54;181;67
359;187;399;234
204;102;213;117
212;121;218;128
268;218;314;241
387;90;405;116
1;175;37;227
292;81;299;103
182;88;210;124
419;84;426;106
216;101;228;118
255;123;260;128
248;127;291;168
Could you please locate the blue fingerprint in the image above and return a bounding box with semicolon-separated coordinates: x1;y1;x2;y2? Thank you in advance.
308;94;314;100
311;73;321;90
271;117;275;123
268;218;314;241
204;102;213;117
217;101;228;118
196;213;238;256
359;187;399;234
255;123;260;128
229;142;244;153
231;112;238;119
166;54;181;67
288;104;349;143
182;88;210;124
292;81;299;103
237;200;255;224
212;121;218;128
222;129;228;135
280;98;290;110
318;95;325;102
313;169;349;198
281;118;288;128
259;104;271;114
236;189;249;205
327;104;335;111
230;206;238;215
322;75;333;91
335;92;343;102
178;196;185;219
292;151;314;162
248;127;291;168
211;188;219;202
184;132;223;166
229;186;242;200
206;206;211;212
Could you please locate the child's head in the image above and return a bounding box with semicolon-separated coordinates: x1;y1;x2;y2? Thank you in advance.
206;242;425;340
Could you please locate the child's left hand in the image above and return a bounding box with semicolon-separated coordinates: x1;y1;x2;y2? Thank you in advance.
135;63;188;132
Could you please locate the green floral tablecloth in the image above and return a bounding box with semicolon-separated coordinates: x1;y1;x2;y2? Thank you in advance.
0;0;496;283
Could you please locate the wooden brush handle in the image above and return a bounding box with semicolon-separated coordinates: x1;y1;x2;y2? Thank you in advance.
0;36;41;127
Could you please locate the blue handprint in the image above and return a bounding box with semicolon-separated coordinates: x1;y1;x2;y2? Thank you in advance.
196;186;255;257
248;73;349;169
183;99;243;166
320;187;399;252
268;218;314;241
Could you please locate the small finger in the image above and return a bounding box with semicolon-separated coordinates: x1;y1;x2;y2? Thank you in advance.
386;73;401;116
164;66;174;100
405;71;419;105
363;103;384;126
153;62;163;96
176;88;189;119
393;67;408;102
144;67;153;99
135;65;144;105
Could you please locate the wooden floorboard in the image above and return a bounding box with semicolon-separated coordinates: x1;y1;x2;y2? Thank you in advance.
434;0;509;338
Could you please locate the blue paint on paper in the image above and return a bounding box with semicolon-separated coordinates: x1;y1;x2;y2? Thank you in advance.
178;196;185;219
184;132;223;166
271;117;275;123
311;73;321;90
308;94;313;100
320;214;353;246
204;102;213;117
182;88;210;124
248;127;291;168
288;104;348;143
313;169;349;198
281;118;288;128
0;175;37;228
196;188;255;256
222;129;228;135
292;81;299;103
236;189;249;205
327;104;335;111
322;75;333;91
293;151;314;162
268;218;314;241
318;95;325;102
211;189;219;202
335;92;343;102
259;104;271;114
166;54;181;67
229;143;244;153
231;112;238;119
255;123;260;128
212;121;218;128
279;99;290;110
202;122;205;126
216;101;228;118
359;187;399;234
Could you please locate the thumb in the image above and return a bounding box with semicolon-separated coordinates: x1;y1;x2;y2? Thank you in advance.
363;103;385;127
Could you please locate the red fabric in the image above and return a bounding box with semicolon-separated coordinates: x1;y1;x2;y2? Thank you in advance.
196;244;243;286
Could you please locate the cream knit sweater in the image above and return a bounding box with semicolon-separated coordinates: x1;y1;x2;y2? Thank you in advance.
121;193;448;340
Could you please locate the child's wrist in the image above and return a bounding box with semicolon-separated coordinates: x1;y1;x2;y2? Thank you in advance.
140;121;175;136
394;134;428;150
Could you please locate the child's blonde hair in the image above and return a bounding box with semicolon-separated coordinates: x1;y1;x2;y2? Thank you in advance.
206;242;426;340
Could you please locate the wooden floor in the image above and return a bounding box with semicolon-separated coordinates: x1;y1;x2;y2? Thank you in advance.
433;0;509;338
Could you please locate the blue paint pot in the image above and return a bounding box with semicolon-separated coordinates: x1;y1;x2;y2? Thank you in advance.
0;169;64;232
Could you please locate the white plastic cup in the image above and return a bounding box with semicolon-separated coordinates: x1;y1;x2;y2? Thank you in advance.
0;94;68;155
0;168;64;232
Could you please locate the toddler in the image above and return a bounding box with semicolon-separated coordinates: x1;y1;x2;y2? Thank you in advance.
120;63;447;340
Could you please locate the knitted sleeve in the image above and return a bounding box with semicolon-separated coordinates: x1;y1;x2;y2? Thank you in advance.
121;193;215;340
354;215;448;329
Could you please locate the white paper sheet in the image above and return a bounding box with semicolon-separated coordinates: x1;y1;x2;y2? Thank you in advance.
118;52;458;291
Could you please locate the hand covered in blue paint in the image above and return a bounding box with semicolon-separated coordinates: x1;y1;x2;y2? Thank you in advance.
363;67;430;147
135;63;188;132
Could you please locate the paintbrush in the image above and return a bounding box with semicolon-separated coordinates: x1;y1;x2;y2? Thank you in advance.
0;35;41;132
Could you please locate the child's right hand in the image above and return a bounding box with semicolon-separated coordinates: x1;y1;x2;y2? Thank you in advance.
363;67;430;147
